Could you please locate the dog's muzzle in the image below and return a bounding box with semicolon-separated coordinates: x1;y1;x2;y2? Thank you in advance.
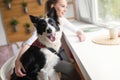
47;33;56;41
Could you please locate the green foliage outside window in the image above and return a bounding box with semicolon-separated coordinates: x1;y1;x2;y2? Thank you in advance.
98;0;120;21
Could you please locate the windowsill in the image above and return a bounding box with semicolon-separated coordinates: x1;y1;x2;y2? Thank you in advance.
63;24;120;80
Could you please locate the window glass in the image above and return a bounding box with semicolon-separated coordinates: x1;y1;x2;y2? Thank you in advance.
96;0;120;25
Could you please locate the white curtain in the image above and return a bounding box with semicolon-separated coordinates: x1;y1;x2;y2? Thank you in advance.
76;0;94;23
0;8;8;46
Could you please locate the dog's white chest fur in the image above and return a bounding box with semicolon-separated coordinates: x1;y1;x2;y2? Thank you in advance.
37;48;60;80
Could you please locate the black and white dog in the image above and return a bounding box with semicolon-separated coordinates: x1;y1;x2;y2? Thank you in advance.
10;8;62;80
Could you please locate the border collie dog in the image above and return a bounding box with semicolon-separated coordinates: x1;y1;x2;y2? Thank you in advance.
10;8;62;80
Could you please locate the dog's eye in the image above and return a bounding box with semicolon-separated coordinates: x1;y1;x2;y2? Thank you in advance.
50;23;54;26
41;23;46;26
40;20;47;27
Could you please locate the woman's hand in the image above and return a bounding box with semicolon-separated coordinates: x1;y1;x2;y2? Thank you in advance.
15;59;26;77
77;30;85;42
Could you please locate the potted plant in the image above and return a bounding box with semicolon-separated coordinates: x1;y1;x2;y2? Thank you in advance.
39;14;43;18
10;18;19;32
3;0;12;9
24;22;31;33
22;0;28;13
38;0;42;5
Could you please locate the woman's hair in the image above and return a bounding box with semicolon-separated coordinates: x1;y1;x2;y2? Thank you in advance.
45;0;58;13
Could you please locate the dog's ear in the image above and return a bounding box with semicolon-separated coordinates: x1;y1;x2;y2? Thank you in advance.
29;15;39;23
29;15;40;27
47;7;59;25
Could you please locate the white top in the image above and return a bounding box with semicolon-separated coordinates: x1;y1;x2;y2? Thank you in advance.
24;17;79;45
63;27;120;80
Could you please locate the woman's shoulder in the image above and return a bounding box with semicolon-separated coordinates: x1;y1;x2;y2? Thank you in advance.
60;17;69;25
60;17;67;21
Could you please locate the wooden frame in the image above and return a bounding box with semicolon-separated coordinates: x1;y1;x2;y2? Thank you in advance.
65;0;77;20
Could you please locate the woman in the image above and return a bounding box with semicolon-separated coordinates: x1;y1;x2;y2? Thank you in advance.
15;0;85;80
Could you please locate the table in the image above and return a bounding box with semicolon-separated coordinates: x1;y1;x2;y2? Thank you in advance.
63;27;120;80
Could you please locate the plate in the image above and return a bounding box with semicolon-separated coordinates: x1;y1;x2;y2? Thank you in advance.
82;27;102;32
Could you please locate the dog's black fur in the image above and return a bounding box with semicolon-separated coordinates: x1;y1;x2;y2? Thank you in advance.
11;46;46;80
10;7;61;80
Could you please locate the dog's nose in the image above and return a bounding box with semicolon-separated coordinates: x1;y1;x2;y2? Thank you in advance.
47;28;52;33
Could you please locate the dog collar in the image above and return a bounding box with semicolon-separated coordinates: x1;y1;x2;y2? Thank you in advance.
32;39;63;60
32;39;57;53
32;39;46;48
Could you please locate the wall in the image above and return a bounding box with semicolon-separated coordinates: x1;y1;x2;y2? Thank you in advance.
0;0;46;43
0;0;78;44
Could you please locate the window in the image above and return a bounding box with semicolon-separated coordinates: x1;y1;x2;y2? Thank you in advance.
95;0;120;26
64;0;76;20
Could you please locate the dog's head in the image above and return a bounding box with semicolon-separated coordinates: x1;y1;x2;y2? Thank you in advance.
29;8;60;42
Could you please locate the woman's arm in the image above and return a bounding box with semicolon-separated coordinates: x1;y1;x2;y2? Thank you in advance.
62;17;85;41
16;45;30;62
15;44;30;77
15;28;37;77
16;28;37;61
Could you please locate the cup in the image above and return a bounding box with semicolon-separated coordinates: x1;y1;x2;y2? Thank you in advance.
109;27;118;39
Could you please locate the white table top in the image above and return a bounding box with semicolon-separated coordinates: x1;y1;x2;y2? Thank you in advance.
63;27;120;80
